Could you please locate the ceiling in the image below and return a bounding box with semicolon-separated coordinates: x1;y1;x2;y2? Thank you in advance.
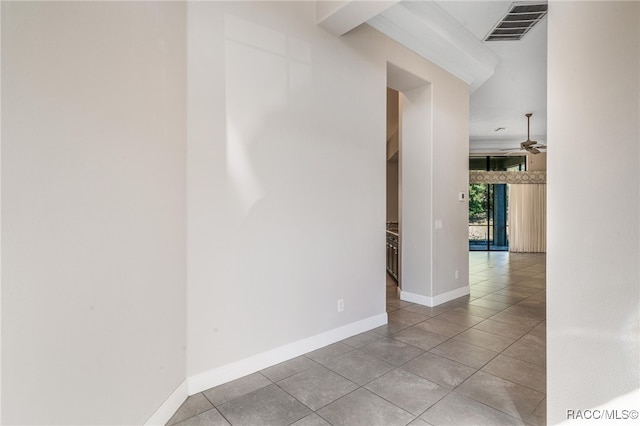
365;0;548;154
436;1;547;154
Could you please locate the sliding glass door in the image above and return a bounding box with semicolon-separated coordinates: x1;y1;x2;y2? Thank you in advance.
469;183;508;251
469;156;525;251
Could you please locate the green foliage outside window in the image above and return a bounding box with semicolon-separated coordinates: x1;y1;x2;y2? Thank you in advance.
469;184;487;223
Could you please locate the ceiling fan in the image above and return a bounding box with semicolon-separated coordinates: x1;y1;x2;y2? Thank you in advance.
502;113;547;154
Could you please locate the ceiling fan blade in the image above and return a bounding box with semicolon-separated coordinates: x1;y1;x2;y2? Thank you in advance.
528;147;541;154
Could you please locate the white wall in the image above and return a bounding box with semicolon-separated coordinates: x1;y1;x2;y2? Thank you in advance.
547;1;640;423
400;85;434;299
187;0;469;381
397;72;469;305
1;2;187;424
1;1;471;422
187;0;386;380
431;75;470;299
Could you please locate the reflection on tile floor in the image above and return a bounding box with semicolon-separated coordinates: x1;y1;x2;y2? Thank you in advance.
168;252;546;426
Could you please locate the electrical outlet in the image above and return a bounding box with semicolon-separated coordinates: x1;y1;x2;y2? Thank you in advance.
455;270;459;280
337;299;344;312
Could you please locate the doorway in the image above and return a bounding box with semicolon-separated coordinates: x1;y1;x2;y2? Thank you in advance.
468;155;526;251
469;183;508;251
386;63;433;301
386;88;400;284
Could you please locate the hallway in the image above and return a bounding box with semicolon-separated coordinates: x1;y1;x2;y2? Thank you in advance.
168;252;546;425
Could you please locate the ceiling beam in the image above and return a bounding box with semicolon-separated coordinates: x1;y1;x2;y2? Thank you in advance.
368;1;500;91
316;0;400;36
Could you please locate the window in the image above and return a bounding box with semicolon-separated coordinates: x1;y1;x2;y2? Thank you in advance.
469;156;527;171
468;156;525;251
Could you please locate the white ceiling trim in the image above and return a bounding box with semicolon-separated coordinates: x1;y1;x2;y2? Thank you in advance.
367;1;500;91
316;0;400;36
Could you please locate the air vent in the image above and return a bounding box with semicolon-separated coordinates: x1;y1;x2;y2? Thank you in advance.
484;2;547;41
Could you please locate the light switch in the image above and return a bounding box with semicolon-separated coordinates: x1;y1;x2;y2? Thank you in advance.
435;219;443;229
459;192;466;201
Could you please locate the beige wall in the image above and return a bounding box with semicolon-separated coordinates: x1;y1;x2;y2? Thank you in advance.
547;1;640;422
1;1;472;422
187;0;469;382
527;152;547;171
2;2;187;424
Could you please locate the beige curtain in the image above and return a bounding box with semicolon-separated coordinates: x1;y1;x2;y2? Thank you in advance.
508;184;546;252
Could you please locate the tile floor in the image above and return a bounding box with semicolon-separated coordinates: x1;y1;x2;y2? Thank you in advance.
167;252;546;426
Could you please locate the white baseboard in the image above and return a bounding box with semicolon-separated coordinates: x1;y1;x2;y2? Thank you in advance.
187;312;388;395
401;285;469;307
144;379;188;426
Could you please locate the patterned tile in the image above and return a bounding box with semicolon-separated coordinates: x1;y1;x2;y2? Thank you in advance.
290;413;332;426
481;354;546;393
502;339;546;367
277;365;358;411
527;398;546;426
430;339;498;369
473;319;531;339
453;328;515;352
371;321;411;336
172;408;230;426
341;331;383;349
305;342;353;364
216;384;311;426
421;392;525;426
434;310;485;327
414;317;469;338
167;394;214;425
452;305;501;319
261;356;318;382
317;388;415;426
391;326;449;351
202;373;271;406
358;337;424;366
403;352;476;388
365;369;449;415
457;371;545;420
404;304;447;317
469;298;512;311
388;309;429;326
489;311;542;328
324;350;395;385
